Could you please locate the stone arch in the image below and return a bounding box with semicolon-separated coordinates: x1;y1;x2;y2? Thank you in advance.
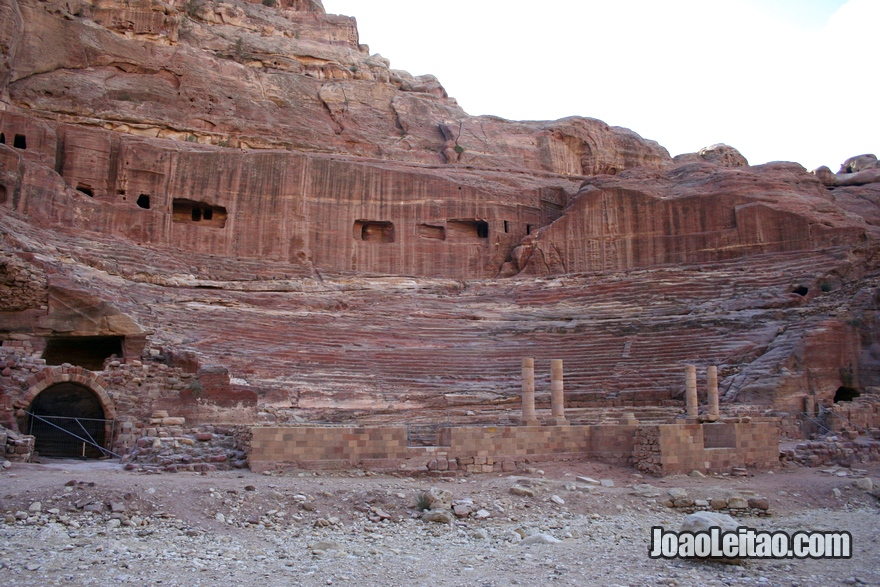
15;366;116;420
15;367;117;457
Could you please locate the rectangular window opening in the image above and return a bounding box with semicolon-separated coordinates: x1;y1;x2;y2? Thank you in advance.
503;220;510;233
42;336;125;371
0;132;5;144
13;134;26;150
353;220;395;243
173;199;228;228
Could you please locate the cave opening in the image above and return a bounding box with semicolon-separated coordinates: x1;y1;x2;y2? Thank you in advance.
137;194;151;209
792;286;809;296
76;183;94;197
13;134;26;149
42;336;124;371
833;386;860;403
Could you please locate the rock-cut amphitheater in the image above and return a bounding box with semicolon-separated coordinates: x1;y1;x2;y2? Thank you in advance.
2;0;880;474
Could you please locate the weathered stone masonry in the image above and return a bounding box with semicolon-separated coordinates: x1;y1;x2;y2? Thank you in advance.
0;341;253;459
249;419;780;476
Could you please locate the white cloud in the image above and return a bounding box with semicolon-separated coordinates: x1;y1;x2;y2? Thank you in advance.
322;0;876;170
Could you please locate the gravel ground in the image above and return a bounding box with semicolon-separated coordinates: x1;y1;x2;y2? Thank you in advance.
1;460;878;587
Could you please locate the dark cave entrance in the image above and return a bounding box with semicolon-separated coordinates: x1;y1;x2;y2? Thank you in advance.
27;383;109;458
833;386;861;403
42;336;124;371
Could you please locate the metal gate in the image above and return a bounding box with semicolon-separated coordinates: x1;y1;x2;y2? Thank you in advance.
26;412;120;459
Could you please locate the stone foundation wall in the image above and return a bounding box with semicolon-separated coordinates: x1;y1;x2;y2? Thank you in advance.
249;424;599;473
781;438;880;467
589;424;637;466
121;421;250;472
447;425;591;458
250;420;777;476
633;419;779;476
824;396;880;434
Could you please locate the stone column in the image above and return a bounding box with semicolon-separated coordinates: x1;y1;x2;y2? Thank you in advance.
550;359;568;425
685;365;698;418
520;358;539;426
804;395;815;417
706;365;720;421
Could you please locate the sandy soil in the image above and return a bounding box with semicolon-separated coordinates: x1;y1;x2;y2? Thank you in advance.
1;459;878;587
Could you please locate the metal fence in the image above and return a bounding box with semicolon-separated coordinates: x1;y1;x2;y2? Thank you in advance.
26;412;119;459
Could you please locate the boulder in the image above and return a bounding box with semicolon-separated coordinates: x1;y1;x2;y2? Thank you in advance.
698;143;749;167
727;497;749;509
854;478;873;492
680;512;743;564
839;154;878;174
422;487;453;510
421;509;453;524
680;511;740;534
510;486;536;497
667;488;689;500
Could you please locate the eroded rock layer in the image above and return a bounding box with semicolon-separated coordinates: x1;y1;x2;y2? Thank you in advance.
2;0;880;437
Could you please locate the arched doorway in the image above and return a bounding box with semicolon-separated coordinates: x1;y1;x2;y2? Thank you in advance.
27;383;109;458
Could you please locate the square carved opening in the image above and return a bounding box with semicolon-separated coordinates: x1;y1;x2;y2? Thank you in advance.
353;220;395;243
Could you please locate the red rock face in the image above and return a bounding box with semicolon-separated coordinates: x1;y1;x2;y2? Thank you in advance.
1;0;880;430
0;112;583;278
515;162;877;275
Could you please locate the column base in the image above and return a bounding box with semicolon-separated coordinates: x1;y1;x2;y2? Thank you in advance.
519;418;540;427
548;417;569;427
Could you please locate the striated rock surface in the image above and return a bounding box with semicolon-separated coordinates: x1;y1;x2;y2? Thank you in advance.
512;160;877;276
1;0;880;435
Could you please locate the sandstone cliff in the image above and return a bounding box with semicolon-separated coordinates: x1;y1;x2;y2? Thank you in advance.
2;0;880;432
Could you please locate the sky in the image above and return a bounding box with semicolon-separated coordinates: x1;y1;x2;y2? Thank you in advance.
320;0;878;171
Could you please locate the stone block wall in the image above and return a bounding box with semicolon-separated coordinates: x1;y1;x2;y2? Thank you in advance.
446;425;590;459
781;438;880;467
249;421;777;476
825;396;880;434
589;424;637;466
249;424;600;473
633;419;779;476
121;419;250;472
250;426;413;470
